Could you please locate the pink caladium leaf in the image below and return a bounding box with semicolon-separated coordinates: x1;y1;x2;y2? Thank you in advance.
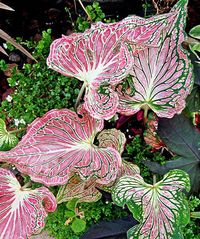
56;160;140;204
47;27;132;90
47;11;177;88
0;168;57;239
56;173;102;204
0;107;121;186
112;169;190;239
83;87;119;120
117;0;193;118
97;128;126;155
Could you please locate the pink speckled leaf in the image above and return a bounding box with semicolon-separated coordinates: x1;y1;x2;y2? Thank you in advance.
0;107;121;186
57;173;102;204
0;168;56;239
117;0;193;118
112;169;190;239
97;128;126;155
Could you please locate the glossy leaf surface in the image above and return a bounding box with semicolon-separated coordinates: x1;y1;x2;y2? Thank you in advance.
0;119;18;151
0;108;121;186
117;0;193;118
145;114;200;193
0;168;56;239
112;169;190;239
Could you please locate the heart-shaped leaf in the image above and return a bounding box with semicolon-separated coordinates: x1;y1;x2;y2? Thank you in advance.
0;168;57;239
145;114;200;193
47;12;177;120
0;107;121;186
117;0;193;118
112;169;190;239
0;119;18;151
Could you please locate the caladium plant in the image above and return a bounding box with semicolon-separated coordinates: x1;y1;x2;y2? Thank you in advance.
47;10;177;119
117;0;193;119
0;106;121;186
0;168;57;239
112;169;191;239
57;128;139;203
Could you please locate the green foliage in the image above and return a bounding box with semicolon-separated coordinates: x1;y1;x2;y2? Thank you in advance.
183;196;200;239
189;25;200;62
71;218;86;233
46;199;128;239
75;1;113;32
125;135;166;183
0;29;80;125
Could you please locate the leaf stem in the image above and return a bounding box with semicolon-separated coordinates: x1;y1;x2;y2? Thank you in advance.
77;0;92;22
22;181;32;190
190;211;200;219
9;128;25;134
153;174;157;185
75;83;86;111
143;105;149;125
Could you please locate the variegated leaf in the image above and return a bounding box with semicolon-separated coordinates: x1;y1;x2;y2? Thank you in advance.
57;160;140;203
112;169;190;239
57;173;102;204
47;12;177;90
83;87;119;120
0;168;56;239
97;128;126;155
47;27;132;90
0;119;18;151
0;107;121;186
117;0;193;118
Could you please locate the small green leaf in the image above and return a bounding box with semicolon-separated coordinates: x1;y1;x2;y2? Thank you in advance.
189;25;200;40
65;210;76;218
71;218;86;233
0;119;18;151
66;198;79;211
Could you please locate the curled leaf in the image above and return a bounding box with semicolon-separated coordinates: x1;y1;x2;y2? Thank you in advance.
0;168;56;239
57;173;102;204
97;128;126;155
84;87;119;120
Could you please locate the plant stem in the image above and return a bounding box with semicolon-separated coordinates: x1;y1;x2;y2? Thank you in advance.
9;128;25;134
77;0;92;22
153;174;157;185
22;181;32;190
143;105;149;125
190;211;200;219
75;83;86;110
